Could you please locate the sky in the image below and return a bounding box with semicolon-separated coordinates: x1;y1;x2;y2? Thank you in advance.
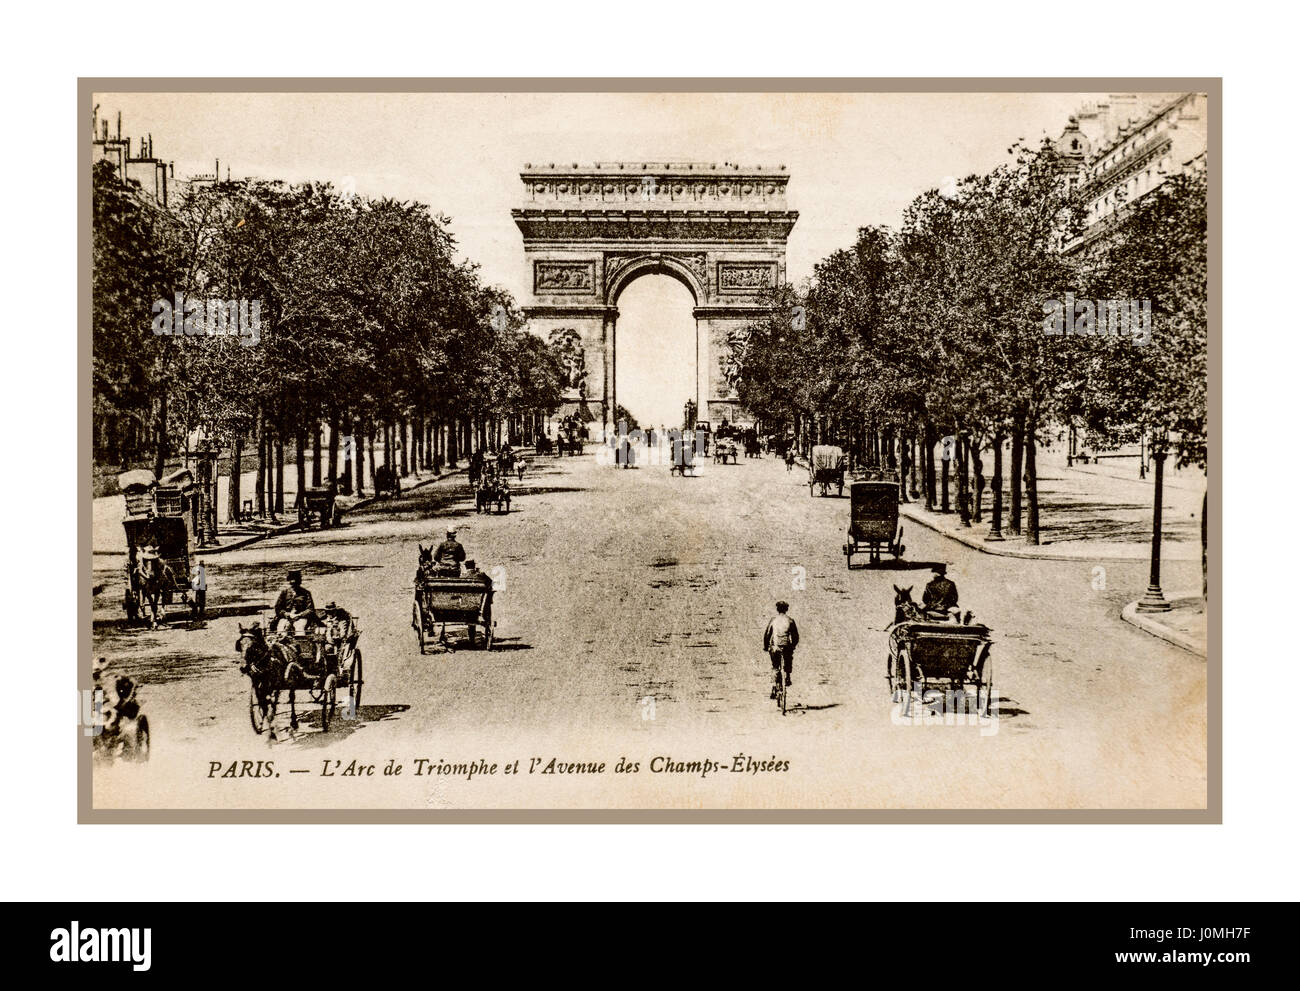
97;90;1102;425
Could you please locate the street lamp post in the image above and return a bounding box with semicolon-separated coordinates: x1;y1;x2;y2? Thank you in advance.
1137;436;1172;613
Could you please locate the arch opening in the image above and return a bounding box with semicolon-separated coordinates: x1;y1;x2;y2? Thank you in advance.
613;273;697;431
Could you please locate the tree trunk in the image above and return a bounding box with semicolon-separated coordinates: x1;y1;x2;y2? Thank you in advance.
227;433;243;525
924;423;937;511
956;431;971;526
274;433;284;516
971;436;985;524
255;412;267;518
1025;419;1040;545
296;428;306;510
326;414;339;493
940;433;951;513
1009;419;1024;537
988;433;1004;540
312;423;322;487
399;416;409;475
340;416;353;495
354;417;366;498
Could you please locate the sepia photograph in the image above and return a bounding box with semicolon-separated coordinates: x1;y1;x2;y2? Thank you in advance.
82;82;1215;819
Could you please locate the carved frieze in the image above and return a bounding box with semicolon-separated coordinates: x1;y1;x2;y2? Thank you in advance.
534;261;596;295
717;262;776;294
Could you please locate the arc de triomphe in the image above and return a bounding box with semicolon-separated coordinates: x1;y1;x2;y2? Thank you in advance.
513;162;798;437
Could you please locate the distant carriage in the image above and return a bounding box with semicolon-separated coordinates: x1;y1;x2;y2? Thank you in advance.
713;439;740;465
844;481;905;566
372;466;401;498
297;485;338;529
809;444;847;497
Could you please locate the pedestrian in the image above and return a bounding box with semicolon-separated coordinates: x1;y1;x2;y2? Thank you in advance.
190;561;207;621
762;600;800;698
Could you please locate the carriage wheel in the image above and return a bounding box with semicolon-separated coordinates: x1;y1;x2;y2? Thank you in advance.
347;650;363;716
412;602;426;654
320;674;337;731
899;653;915;716
249;686;278;735
978;658;994;717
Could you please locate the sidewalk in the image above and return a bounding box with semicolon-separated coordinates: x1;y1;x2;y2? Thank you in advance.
874;444;1202;563
1121;594;1207;657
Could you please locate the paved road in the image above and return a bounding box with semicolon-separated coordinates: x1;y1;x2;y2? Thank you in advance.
91;449;1206;810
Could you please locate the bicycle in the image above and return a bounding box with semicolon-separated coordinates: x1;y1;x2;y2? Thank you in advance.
768;651;789;716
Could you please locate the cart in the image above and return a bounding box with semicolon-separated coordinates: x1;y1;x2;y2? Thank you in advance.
246;614;363;735
809;445;846;496
887;621;994;717
412;577;494;651
844;481;905;566
298;485;337;529
713;439;740;465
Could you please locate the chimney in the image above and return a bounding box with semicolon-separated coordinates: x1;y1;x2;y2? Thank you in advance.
116;111;121;140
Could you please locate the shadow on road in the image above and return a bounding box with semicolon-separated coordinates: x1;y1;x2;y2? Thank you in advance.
276;703;411;747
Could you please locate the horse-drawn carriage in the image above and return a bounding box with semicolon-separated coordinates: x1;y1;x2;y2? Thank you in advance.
412;576;494;651
237;607;363;737
713;439;740;465
118;469;201;627
844;480;905;566
474;465;511;514
887;619;994;718
372;466;401;499
535;435;554;456
809;445;847;497
297;485;338;529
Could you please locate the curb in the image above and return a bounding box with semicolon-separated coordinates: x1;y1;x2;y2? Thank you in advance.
1121;596;1207;657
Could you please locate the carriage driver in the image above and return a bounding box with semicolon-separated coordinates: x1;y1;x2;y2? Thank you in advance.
922;563;959;619
273;569;318;633
434;527;466;576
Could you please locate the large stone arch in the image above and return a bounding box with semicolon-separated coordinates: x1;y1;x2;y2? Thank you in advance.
514;163;798;438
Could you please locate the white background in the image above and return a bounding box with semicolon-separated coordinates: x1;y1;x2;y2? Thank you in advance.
3;1;1291;902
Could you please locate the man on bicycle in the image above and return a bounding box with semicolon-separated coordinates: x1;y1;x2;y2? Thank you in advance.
762;601;800;698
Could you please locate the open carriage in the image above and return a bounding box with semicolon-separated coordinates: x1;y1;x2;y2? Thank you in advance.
412;577;494;651
844;481;905;566
887;621;994;718
243;609;364;735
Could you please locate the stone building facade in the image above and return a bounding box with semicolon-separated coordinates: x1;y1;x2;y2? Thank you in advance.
512;162;798;436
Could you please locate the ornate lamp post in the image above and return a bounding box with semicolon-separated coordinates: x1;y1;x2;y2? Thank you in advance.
1137;430;1173;613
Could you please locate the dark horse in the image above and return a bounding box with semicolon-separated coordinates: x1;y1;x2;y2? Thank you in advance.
134;555;174;629
235;623;316;740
